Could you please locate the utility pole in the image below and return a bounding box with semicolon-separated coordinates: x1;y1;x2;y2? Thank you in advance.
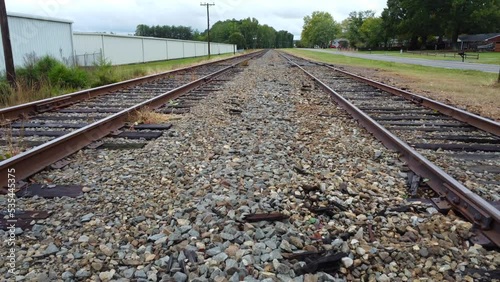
200;2;215;59
0;0;15;86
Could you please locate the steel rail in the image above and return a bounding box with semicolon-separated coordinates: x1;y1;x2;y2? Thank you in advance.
281;53;500;247
0;51;259;122
0;50;265;188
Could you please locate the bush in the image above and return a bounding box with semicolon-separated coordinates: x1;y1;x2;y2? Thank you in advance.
48;64;88;89
0;78;13;105
14;55;88;91
90;58;119;87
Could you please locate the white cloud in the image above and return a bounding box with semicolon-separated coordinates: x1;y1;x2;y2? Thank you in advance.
6;0;387;38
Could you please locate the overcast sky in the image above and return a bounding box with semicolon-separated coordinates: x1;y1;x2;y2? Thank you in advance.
7;0;387;39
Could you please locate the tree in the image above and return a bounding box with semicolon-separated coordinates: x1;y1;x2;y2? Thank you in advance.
240;18;260;48
444;0;500;46
135;17;295;49
382;0;500;50
228;32;246;49
359;17;384;48
343;10;375;48
301;11;340;48
276;30;294;48
257;24;276;48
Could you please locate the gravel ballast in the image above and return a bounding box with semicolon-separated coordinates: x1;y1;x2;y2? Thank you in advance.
1;50;498;282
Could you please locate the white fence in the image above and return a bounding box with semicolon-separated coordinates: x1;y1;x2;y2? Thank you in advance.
73;32;236;66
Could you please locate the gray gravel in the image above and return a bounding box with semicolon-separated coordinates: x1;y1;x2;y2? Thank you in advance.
0;50;498;281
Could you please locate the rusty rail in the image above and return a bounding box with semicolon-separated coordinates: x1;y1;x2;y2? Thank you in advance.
0;51;259;122
0;50;265;188
281;52;500;247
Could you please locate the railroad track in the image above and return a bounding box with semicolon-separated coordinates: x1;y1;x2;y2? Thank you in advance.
2;49;498;281
0;50;265;192
279;51;500;247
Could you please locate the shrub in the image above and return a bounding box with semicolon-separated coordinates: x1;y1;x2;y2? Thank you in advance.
90;58;118;87
0;78;13;105
48;64;88;89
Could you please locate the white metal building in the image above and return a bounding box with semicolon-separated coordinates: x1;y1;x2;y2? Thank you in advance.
73;32;236;66
0;12;74;72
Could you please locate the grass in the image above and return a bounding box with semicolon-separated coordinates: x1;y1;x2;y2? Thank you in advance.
0;125;24;161
283;48;500;120
335;49;500;65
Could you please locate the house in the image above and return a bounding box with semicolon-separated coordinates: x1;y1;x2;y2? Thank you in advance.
329;38;348;49
457;33;500;52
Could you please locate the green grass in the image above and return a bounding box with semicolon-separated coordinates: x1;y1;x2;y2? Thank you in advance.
283;48;500;120
333;49;500;65
284;49;497;77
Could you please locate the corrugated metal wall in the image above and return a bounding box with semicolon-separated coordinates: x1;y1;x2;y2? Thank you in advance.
73;33;236;66
0;13;74;72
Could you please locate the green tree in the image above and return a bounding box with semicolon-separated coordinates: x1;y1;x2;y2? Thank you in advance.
343;10;375;48
301;11;340;48
359;17;384;48
229;32;246;49
240;18;260;49
257;24;276;48
382;0;500;50
444;0;500;45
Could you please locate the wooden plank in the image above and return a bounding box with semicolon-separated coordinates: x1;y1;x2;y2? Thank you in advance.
0;210;50;230
425;135;500;144
2;130;68;137
59;108;121;113
10;122;87;129
132;124;172;130
31;116;105;121
115;131;163;140
467;165;500;173
412;143;500;152
389;127;475;132
378;121;467;127
374;115;453;121
16;184;83;198
445;153;500;160
98;142;147;150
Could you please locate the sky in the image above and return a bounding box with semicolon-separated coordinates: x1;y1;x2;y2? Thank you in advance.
6;0;387;40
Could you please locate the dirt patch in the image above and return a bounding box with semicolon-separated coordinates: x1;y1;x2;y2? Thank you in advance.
336;65;500;121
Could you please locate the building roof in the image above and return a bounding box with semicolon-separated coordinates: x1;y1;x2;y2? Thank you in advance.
457;33;500;42
7;12;73;24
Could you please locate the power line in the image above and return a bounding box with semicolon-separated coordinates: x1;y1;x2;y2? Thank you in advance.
200;2;215;58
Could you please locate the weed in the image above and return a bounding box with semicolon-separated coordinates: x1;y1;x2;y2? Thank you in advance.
90;58;118;87
48;64;88;89
0;125;24;161
128;108;181;124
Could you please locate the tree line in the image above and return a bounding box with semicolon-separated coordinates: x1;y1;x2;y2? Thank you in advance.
135;18;294;49
135;24;199;40
299;0;500;50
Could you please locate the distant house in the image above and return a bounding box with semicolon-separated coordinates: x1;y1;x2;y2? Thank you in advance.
329;38;349;49
457;33;500;52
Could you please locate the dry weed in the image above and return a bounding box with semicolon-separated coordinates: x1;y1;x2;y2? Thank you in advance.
0;125;25;160
127;108;182;125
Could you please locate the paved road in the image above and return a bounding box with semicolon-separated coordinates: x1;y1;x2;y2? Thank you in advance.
306;49;500;73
